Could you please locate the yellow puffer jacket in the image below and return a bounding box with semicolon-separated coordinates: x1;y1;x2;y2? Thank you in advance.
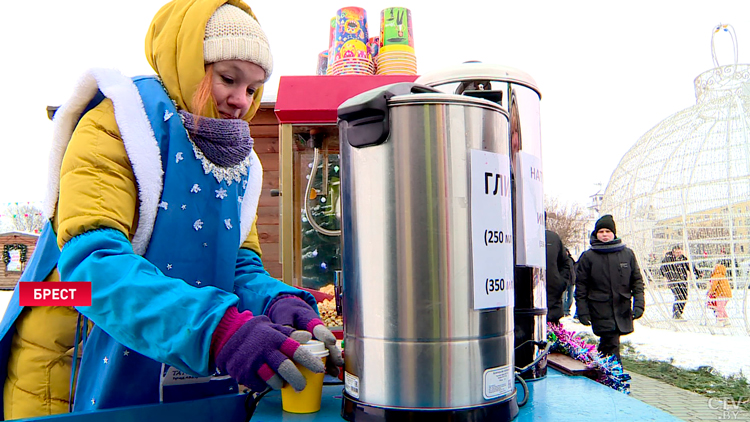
708;265;732;299
4;0;266;418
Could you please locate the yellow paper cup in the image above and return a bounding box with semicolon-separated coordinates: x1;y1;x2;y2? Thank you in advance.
281;340;329;413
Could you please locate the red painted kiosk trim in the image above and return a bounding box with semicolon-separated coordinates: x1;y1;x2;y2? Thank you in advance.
274;75;419;124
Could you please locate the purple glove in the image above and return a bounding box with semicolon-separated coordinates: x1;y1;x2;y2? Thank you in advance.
266;295;344;374
211;307;324;392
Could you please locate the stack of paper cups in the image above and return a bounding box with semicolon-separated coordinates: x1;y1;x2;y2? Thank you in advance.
325;15;338;75
327;7;374;75
367;37;380;59
367;37;380;74
316;50;328;76
329;17;336;48
379;7;414;47
376;7;416;75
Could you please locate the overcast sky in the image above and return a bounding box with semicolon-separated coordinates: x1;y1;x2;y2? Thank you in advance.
2;1;749;213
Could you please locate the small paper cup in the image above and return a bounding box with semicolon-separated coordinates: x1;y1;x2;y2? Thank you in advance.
281;340;329;413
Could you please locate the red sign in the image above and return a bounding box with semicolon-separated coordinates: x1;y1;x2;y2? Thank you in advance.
19;282;92;306
274;75;419;124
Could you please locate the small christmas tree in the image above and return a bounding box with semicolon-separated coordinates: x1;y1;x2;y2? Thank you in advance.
300;153;341;290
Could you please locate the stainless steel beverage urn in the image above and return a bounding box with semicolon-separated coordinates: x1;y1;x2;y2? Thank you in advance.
337;82;519;421
416;63;548;381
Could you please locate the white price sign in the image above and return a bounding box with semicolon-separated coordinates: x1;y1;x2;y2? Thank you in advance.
514;152;546;267
470;149;514;310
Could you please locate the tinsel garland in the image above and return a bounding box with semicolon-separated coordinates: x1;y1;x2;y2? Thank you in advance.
2;243;28;265
547;322;631;394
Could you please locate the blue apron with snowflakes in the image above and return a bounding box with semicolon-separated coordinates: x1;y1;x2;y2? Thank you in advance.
73;76;254;410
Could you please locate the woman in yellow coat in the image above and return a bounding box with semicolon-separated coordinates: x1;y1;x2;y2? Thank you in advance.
707;264;732;326
0;0;341;419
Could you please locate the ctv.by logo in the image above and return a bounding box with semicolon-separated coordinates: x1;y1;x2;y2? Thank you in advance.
708;397;749;420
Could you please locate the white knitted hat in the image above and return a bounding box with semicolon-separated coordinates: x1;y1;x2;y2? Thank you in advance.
204;4;273;80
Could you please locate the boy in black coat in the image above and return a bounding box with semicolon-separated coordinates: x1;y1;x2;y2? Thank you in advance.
575;215;645;361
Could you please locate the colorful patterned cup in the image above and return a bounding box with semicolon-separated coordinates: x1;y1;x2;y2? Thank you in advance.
333;7;369;61
329;17;336;48
380;7;413;48
316;50;328;76
367;36;380;59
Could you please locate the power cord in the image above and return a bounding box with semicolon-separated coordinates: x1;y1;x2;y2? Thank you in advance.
244;387;272;422
514;340;551;375
514;340;551;408
515;374;529;407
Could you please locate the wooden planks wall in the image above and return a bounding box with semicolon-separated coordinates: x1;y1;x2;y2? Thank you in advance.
250;105;282;279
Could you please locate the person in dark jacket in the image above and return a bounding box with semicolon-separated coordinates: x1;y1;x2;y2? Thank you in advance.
575;214;645;362
660;245;699;319
561;247;577;317
545;226;571;325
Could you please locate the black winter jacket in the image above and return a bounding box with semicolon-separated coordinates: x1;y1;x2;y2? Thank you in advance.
660;252;695;282
565;249;576;287
575;241;645;335
545;230;571;322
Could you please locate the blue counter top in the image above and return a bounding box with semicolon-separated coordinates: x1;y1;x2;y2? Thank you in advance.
516;370;681;422
22;369;681;422
249;370;680;422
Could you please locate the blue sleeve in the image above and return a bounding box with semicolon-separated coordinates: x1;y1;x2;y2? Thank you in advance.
233;248;317;315
57;228;238;377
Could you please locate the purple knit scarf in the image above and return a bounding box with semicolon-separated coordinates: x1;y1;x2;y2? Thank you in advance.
179;110;253;168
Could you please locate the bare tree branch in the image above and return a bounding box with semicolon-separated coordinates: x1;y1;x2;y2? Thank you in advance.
545;196;587;250
2;204;45;234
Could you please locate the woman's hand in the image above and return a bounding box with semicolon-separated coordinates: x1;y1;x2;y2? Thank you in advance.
266;296;344;375
212;308;324;392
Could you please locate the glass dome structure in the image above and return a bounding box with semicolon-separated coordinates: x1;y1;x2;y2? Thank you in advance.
601;25;750;336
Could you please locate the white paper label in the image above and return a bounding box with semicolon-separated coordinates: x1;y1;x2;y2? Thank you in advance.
470;149;514;310
514;152;546;267
344;371;360;399
158;365;235;403
161;366;213;386
483;365;514;400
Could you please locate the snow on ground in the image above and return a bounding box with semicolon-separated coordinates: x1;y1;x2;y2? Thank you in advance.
0;291;746;379
560;316;750;379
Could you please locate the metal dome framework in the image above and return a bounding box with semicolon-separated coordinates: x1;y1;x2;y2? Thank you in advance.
602;25;750;336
